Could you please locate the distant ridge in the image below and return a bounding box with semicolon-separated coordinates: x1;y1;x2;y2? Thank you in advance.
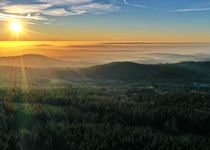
102;42;210;45
0;60;210;85
78;61;210;81
0;54;66;68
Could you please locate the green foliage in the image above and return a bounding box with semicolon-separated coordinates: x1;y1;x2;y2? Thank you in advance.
78;61;210;82
0;87;209;149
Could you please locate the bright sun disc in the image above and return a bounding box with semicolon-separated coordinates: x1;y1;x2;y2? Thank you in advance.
10;22;22;33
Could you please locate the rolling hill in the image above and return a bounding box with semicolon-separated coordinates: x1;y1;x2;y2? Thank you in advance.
0;54;209;86
76;61;210;82
0;54;100;68
0;54;68;68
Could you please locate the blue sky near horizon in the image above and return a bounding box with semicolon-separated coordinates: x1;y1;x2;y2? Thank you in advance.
0;0;210;42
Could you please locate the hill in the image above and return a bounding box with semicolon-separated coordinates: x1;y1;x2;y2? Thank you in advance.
0;60;210;87
76;61;210;82
0;54;67;68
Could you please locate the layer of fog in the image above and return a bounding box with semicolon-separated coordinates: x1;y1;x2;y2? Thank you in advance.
0;42;209;67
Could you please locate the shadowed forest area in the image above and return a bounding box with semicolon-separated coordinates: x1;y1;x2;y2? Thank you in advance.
0;85;210;150
0;60;209;149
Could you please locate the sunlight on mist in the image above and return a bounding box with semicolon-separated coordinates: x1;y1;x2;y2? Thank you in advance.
0;41;210;66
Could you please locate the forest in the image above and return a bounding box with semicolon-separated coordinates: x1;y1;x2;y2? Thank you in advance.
0;85;209;150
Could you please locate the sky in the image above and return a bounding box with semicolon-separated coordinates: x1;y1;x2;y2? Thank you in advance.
0;0;210;42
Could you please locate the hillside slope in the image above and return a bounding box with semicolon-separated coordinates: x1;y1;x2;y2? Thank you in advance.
0;54;69;68
0;61;210;87
77;61;210;81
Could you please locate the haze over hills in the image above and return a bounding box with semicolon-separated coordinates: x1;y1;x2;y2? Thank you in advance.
55;61;210;86
0;54;95;68
0;54;209;87
1;52;210;68
1;42;210;67
0;54;67;68
77;61;210;82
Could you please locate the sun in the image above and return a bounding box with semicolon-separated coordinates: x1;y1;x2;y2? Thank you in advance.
10;21;22;33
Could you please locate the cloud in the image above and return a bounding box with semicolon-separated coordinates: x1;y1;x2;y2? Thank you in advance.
39;0;92;5
173;7;210;12
0;0;9;6
0;0;119;22
122;0;210;13
171;1;210;13
123;0;146;8
0;12;46;23
1;4;52;14
3;0;209;24
0;3;49;22
42;8;78;16
0;4;75;16
70;3;119;14
1;0;209;24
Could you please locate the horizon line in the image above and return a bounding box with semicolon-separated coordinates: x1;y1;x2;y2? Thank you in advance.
0;40;209;44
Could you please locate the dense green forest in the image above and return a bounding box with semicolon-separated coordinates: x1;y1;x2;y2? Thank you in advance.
0;61;209;149
0;86;210;150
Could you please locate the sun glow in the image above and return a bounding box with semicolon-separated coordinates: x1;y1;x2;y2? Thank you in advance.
10;21;22;33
